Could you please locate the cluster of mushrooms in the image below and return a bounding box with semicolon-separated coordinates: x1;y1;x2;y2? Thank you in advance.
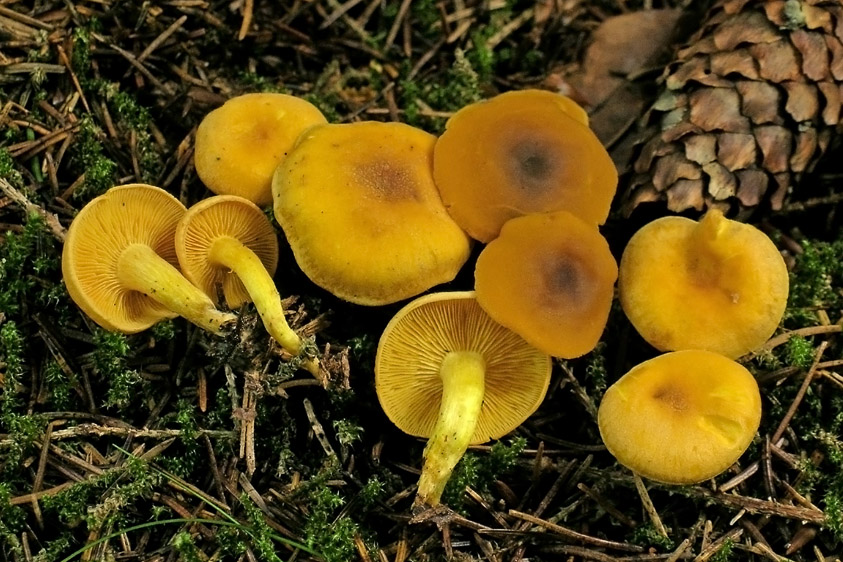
61;89;789;509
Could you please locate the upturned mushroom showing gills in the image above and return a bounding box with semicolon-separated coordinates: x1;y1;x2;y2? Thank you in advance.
194;93;327;206
376;291;551;507
175;195;321;379
475;211;617;358
62;184;236;334
598;350;762;484
619;209;788;358
273;121;471;306
433;89;617;243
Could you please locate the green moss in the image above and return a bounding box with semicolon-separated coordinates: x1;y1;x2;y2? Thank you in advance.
240;493;284;562
0;213;62;317
44;360;76;410
399;48;486;133
442;437;526;509
628;523;675;550
333;419;364;448
0;483;25;558
70;116;118;201
42;467;121;526
150;319;176;341
86;456;162;530
70;27;92;79
710;538;735;562
583;341;608;396
0;147;24;188
784;335;815;370
159;399;201;477
239;71;286;93
0;322;44;475
304;485;359;562
93;329;142;410
32;533;72;562
171;531;203;562
786;239;843;327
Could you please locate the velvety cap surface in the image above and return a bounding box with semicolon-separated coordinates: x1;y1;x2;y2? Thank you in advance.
619;211;789;358
273;122;471;306
433;89;617;242
194;93;327;206
475;211;617;358
598;350;762;484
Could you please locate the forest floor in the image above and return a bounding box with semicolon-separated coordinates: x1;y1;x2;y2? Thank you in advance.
2;1;843;561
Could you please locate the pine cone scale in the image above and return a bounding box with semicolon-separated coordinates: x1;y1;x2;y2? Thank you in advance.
622;0;843;216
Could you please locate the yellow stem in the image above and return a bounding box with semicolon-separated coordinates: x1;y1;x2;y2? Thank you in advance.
209;236;323;382
117;244;235;334
415;351;486;507
687;209;743;287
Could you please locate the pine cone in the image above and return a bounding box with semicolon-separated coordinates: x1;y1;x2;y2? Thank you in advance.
621;0;843;217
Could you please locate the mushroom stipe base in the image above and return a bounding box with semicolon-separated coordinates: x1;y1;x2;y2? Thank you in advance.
415;351;486;507
208;236;324;382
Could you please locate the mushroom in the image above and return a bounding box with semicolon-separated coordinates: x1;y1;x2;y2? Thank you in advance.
376;291;551;507
597;350;762;484
433;89;617;243
475;211;617;358
194;93;327;206
175;195;321;379
272;121;471;306
62;184;235;334
619;209;789;358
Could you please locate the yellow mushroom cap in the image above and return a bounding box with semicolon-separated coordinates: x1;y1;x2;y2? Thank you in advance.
619;209;789;358
475;211;617;358
376;291;552;443
597;350;762;484
194;93;327;206
272;121;472;306
175;195;278;308
62;184;186;332
433;89;618;243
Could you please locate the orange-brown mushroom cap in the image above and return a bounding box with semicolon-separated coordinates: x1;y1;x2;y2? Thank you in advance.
375;291;551;443
175;195;278;309
598;350;762;484
273;121;472;306
62;184;190;332
433;89;618;242
194;93;327;206
619;209;789;358
475;211;618;358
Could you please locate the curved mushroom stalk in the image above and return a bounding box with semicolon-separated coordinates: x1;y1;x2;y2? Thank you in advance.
176;195;324;383
208;235;322;380
375;292;551;510
62;184;237;335
118;244;236;334
415;351;486;507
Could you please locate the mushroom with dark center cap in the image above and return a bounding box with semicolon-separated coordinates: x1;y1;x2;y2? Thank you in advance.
433;89;618;243
474;211;617;358
62;184;236;334
175;195;323;381
376;291;551;507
